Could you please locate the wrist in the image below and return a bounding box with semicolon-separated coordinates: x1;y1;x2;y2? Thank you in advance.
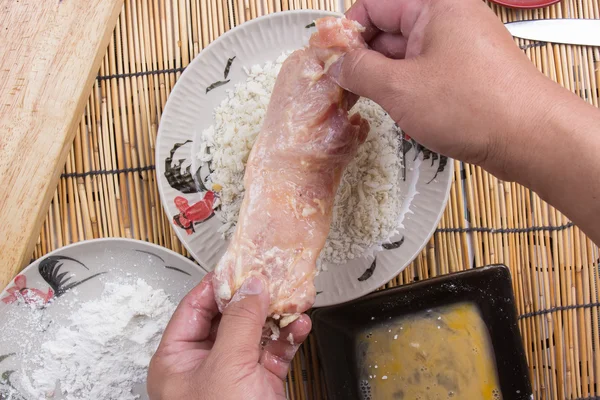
482;77;574;185
498;85;598;192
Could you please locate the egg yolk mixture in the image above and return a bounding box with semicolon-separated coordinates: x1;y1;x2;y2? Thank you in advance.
357;303;501;400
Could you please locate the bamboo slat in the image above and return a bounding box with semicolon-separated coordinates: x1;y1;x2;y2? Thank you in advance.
27;1;600;399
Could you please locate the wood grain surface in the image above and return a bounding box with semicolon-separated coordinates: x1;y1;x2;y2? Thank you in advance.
0;0;124;287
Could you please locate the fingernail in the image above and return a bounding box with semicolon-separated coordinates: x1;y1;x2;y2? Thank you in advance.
237;276;265;296
230;276;265;304
327;55;344;84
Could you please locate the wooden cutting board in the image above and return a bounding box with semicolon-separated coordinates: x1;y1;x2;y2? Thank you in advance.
0;0;124;288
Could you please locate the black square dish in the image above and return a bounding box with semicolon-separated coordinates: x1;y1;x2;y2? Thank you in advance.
312;264;532;400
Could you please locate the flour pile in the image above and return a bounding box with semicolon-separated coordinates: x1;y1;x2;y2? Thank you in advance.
19;279;176;400
198;53;403;265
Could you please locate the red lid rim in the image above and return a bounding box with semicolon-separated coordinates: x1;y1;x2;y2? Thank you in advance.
489;0;561;9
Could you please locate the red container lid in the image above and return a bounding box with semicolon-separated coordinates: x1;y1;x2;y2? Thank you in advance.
490;0;561;9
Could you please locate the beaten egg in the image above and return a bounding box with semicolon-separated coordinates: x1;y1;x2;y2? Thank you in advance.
356;303;501;400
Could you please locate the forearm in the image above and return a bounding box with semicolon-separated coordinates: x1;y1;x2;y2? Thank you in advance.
501;88;600;244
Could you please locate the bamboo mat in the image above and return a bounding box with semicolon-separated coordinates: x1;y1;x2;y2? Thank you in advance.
27;0;600;399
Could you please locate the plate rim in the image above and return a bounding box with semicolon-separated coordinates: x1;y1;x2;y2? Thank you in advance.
0;238;208;296
155;9;454;307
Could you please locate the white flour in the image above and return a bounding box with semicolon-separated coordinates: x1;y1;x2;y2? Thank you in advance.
19;279;176;400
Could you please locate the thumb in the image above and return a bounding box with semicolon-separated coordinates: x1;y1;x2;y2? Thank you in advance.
212;275;270;362
328;48;411;118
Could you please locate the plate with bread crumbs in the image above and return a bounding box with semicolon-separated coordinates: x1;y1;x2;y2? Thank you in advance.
0;239;206;400
156;10;453;308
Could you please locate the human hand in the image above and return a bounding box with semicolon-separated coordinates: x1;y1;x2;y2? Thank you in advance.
147;273;312;400
330;0;572;180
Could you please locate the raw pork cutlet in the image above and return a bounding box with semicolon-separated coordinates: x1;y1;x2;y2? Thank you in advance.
213;17;370;327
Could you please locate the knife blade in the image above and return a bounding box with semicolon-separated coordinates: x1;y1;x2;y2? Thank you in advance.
505;19;600;47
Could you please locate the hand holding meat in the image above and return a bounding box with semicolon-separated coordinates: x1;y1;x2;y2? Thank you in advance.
334;0;600;244
148;274;312;400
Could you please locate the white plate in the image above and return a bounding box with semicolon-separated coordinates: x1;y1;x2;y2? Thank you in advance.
0;238;206;400
156;10;453;308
